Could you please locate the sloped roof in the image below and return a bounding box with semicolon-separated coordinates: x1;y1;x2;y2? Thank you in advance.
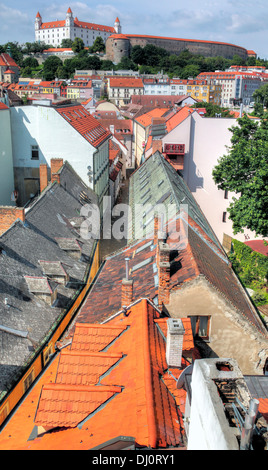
109;77;144;89
165;106;194;133
0;162;98;397
56;105;111;148
135;108;170;128
8;299;192;449
0;53;19;68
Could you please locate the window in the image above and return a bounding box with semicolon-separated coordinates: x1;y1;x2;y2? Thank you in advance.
222;211;227;223
23;369;35;393
31;145;39;160
224;189;228;199
189;315;211;340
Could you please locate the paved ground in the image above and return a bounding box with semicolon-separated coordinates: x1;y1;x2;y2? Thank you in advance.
99;178;129;260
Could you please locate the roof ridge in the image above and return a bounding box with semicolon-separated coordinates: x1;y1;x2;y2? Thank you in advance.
42;383;122;393
142;299;158;448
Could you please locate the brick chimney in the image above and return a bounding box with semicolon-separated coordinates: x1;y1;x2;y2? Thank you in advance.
39;163;48;192
152;138;162;155
166;318;185;368
51;158;63;184
157;242;170;306
0;207;25;235
121;257;133;308
121;278;134;308
153;214;166;245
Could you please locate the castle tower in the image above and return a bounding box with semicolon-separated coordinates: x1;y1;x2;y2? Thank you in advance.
65;7;74;27
114;17;122;34
35;12;42;31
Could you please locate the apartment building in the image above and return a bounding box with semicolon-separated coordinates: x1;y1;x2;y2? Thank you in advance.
198;71;262;106
107;77;144;106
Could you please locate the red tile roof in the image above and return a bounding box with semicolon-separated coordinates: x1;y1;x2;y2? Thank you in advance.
56;105;111;148
40;17;115;33
0;102;9;110
0;53;18;68
165;106;194;133
109;77;144;89
32;299;191;448
135;107;170;127
244;240;268;257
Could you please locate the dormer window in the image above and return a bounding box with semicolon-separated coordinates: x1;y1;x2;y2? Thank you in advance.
38;260;69;286
55;238;82;260
24;276;58;306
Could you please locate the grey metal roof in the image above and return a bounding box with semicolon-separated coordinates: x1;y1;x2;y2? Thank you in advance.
0;162;98;399
128;151;223;250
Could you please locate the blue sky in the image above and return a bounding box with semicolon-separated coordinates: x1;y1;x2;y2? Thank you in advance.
0;1;267;58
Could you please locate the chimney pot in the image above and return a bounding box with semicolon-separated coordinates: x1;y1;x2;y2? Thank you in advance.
51;158;63;184
39;163;48;192
166;318;185;368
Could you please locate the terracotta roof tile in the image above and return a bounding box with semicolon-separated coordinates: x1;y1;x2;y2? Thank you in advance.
109;77;144;89
56;105;111;148
135;108;170;127
32;299;190;448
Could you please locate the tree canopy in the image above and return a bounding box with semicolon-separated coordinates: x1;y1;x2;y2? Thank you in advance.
252;82;268;116
212;114;268;236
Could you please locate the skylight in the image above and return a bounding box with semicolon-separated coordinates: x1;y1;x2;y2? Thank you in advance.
131;257;153;272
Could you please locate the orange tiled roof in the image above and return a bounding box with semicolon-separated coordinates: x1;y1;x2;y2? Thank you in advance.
0;53;18;68
56;105;111;148
0;102;9;110
32;299;191;448
135;107;170;127
165;106;194;133
40;18;115;33
109;77;144;89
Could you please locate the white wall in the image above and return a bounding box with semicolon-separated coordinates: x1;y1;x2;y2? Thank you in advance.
10;105;109;202
163;111;255;245
187;358;241;450
0;108;15;206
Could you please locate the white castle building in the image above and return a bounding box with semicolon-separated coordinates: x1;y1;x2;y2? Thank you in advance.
35;7;121;48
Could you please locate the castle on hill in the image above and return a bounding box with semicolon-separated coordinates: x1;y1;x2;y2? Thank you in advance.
35;7;121;48
35;7;252;63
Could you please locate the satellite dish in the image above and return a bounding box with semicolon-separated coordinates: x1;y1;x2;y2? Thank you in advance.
176;363;193;389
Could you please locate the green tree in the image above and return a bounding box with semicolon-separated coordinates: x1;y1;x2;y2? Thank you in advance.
72;37;84;53
180;64;200;79
61;38;74;48
212;114;268;236
191;101;232;117
100;59;115;71
131;45;145;65
252;83;268;116
42;56;63;80
21;57;39;68
116;56;138;71
91;37;105;53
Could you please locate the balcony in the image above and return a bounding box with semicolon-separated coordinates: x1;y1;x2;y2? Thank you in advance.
163;144;185;171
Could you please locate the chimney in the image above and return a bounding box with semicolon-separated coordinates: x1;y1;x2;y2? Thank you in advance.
121;257;133;308
39;163;48;192
166;318;185;368
157;242;170;306
0;207;25;235
51;158;63;183
152;138;162;155
153;214;166;245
